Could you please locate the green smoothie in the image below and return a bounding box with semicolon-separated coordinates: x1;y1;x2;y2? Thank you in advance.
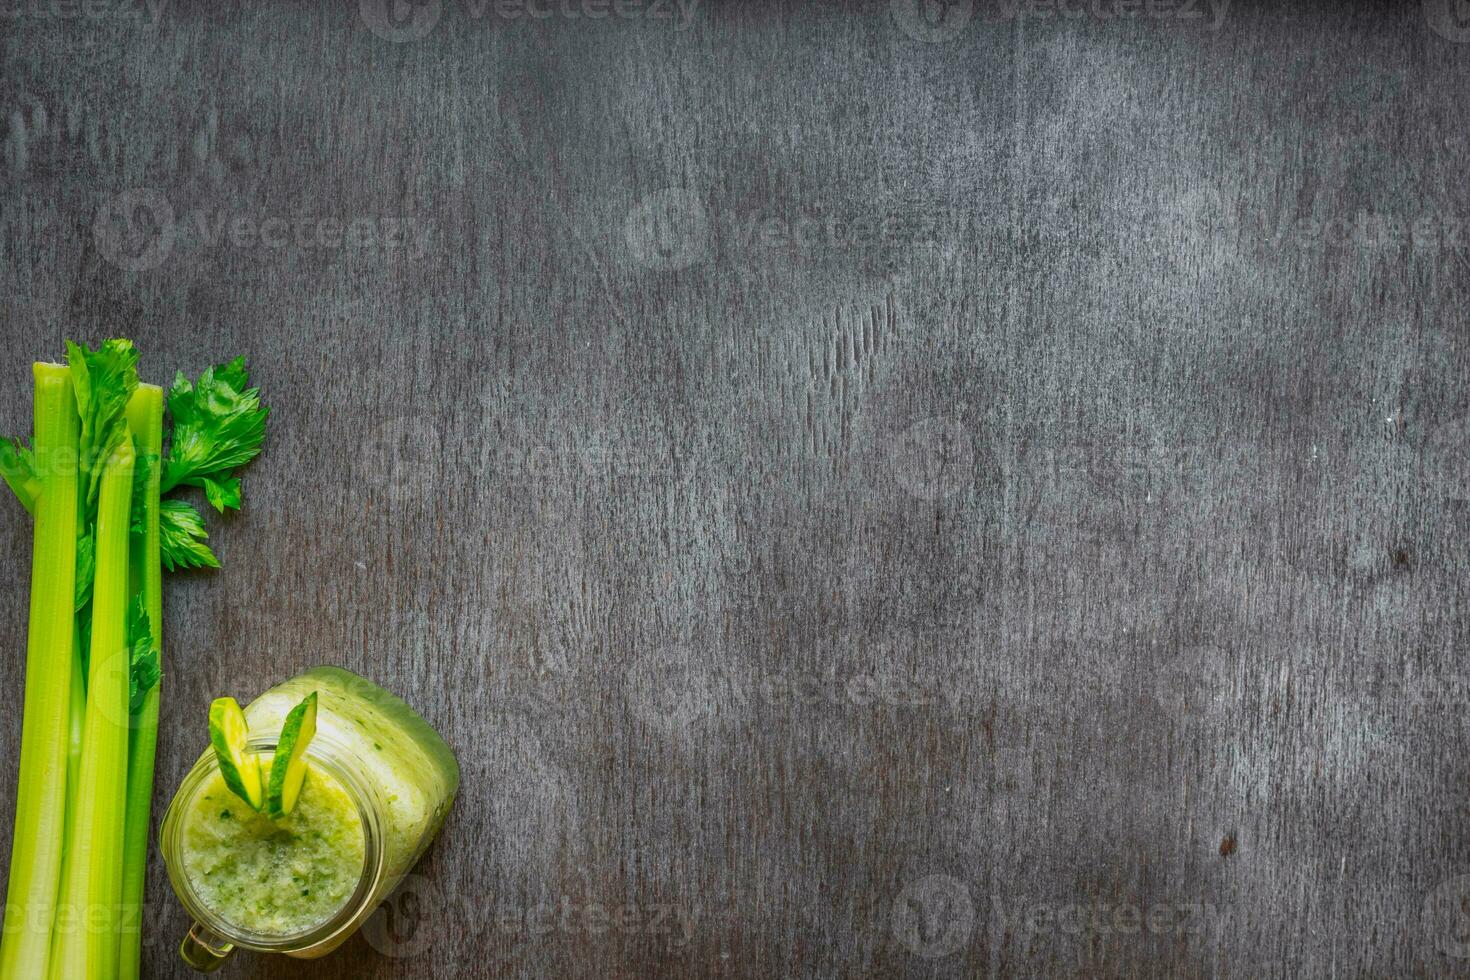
178;760;365;937
243;667;460;882
165;667;459;961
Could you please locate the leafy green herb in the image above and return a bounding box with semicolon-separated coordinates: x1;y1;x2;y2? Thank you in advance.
201;474;241;513
129;451;157;537
77;615;91;686
73;531;95;614
68;339;140;510
67;340;142;627
126;597;161;715
150;358;268;570
161;357;267;507
0;436;39;513
157;500;219;572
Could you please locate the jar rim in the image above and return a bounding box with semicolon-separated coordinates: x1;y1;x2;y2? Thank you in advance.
160;730;388;953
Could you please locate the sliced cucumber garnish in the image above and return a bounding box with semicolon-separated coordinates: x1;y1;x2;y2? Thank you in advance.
265;692;318;819
209;697;263;811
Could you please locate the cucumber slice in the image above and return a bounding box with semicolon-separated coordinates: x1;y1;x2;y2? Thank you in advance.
209;697;263;811
265;692;318;819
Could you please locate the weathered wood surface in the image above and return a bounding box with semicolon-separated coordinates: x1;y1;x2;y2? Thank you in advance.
3;1;1470;976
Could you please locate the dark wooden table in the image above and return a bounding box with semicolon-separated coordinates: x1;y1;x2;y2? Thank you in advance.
3;1;1470;976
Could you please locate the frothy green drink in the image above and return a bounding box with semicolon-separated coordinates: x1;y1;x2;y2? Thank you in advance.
164;667;459;963
178;760;364;936
243;667;459;883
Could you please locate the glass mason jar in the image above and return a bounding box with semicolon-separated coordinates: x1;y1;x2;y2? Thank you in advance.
160;667;459;972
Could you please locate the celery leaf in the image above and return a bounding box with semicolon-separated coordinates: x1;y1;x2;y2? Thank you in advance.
158;500;220;572
126;596;161;714
153;356;267;572
161;358;267;496
0;436;39;514
129;451;158;535
67;339;140;511
201;475;241;513
73;531;95;613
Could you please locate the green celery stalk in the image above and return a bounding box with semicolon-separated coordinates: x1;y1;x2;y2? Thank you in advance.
50;435;134;980
118;386;162;980
0;365;80;980
63;631;82;830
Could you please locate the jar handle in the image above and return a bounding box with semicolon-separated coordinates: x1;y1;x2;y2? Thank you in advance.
179;920;236;973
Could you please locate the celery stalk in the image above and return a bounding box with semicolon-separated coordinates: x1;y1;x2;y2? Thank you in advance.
0;365;80;980
50;435;134;980
117;385;162;980
63;631;82;823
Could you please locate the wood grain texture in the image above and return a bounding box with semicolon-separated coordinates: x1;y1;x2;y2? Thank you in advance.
3;1;1470;976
